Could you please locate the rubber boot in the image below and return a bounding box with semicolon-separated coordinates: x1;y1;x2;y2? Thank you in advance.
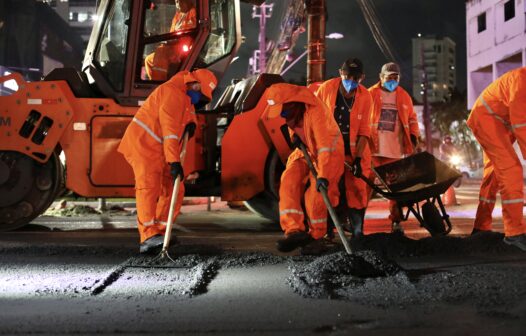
348;208;365;238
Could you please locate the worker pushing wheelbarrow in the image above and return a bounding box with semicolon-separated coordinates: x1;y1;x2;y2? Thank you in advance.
347;152;462;236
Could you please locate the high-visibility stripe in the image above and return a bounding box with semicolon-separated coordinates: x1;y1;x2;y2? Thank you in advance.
280;209;304;216
310;218;327;224
350;142;356;146
164;134;180;141
142;219;156;227
371;123;379;126
403;125;409;128
479;197;496;203
318;147;334;154
512;123;526;130
502;198;524;205
481;97;512;130
133;117;163;143
409;120;419;124
157;220;167;226
151;66;168;73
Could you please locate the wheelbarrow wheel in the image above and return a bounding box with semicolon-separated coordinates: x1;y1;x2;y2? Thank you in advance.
422;201;447;236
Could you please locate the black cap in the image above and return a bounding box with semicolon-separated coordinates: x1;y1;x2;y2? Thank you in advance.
340;58;364;76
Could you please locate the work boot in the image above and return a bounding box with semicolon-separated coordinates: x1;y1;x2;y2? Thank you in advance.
139;234;165;254
276;231;313;252
470;228;491;236
503;234;526;252
300;238;328;256
348;208;365;239
391;221;404;234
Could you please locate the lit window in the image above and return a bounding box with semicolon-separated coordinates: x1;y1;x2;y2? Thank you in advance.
78;13;88;23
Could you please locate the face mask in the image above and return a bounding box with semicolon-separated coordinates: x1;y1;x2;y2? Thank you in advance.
383;80;399;92
186;90;202;105
342;79;359;93
280;110;292;118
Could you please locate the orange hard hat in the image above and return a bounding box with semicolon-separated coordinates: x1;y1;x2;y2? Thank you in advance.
191;69;218;100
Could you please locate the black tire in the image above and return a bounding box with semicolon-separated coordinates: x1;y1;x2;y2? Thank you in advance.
0;151;63;231
244;149;284;223
422;201;447;236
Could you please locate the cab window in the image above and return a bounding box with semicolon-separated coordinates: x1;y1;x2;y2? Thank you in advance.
94;0;131;91
140;0;197;81
197;0;236;66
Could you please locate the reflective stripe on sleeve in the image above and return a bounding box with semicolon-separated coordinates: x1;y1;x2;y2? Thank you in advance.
163;134;180;141
480;97;512;130
280;209;304;216
142;219;156;227
502;198;524;205
133;117;163;144
479;197;496;203
512;123;526;130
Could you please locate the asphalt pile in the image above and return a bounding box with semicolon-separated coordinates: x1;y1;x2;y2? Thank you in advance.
288;236;526;315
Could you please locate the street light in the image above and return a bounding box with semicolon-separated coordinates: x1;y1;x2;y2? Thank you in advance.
280;32;344;76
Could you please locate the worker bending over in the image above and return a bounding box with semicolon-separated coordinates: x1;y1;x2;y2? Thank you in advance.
467;66;526;251
316;58;373;238
368;62;420;233
265;83;344;252
118;69;217;253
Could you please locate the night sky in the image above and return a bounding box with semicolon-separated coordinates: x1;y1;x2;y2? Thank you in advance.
224;0;466;92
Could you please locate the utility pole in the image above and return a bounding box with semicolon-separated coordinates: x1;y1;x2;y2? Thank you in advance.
306;0;326;84
420;45;433;153
249;2;273;75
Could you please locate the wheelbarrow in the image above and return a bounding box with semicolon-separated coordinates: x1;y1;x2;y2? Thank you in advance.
348;152;462;236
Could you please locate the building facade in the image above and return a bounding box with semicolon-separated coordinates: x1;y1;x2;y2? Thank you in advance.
466;0;526;108
412;36;456;104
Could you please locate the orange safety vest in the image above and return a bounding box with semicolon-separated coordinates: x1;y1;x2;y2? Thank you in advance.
315;78;372;158
118;71;196;164
368;82;420;155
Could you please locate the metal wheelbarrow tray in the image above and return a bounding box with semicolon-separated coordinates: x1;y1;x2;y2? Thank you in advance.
360;152;462;236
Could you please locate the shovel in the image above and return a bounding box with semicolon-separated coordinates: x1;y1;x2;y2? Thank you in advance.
159;131;190;261
297;142;353;254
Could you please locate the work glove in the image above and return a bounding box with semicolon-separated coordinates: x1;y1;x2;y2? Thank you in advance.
170;162;184;181
351;157;362;178
410;134;418;149
316;178;329;192
184;122;197;139
291;134;303;149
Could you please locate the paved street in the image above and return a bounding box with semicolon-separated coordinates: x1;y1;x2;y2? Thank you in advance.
1;180;525;335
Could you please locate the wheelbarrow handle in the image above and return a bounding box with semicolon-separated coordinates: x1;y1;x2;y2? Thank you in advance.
344;161;391;197
298;142;352;254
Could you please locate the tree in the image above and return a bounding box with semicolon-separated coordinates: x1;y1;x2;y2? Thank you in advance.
430;88;481;167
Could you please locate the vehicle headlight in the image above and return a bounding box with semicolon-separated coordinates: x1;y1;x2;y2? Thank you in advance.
450;155;461;166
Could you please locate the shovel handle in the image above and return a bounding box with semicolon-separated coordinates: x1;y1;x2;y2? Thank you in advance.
162;132;190;253
298;143;352;254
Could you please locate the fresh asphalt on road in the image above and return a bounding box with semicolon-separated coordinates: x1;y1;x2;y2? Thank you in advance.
0;181;525;335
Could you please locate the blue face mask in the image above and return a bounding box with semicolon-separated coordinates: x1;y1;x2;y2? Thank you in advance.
342;79;359;93
383;80;399;92
186;90;202;105
280;110;292;118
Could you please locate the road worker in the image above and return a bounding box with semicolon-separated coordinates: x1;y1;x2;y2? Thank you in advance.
118;69;217;253
467;66;526;251
264;83;344;252
145;0;197;81
368;62;420;233
316;58;373;238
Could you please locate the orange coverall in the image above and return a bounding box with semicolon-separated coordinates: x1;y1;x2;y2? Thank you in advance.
265;84;345;239
467;66;526;237
368;82;420;222
316;78;373;209
145;7;197;81
118;70;215;243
